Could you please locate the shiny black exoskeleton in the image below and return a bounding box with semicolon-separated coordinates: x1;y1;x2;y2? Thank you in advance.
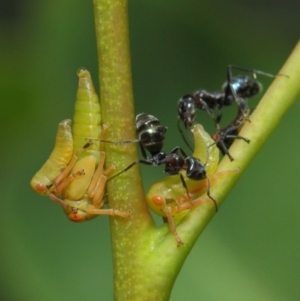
211;97;251;161
135;113;168;158
222;75;262;102
110;144;217;211
102;113;168;158
104;113;169;179
178;65;271;129
106;113;217;211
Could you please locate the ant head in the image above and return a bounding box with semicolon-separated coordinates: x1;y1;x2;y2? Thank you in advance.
178;95;196;128
185;157;206;180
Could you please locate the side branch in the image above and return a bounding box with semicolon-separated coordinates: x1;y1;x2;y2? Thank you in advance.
178;41;300;247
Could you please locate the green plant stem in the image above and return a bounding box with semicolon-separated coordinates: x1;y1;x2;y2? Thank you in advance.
93;1;300;299
214;40;300;202
93;0;157;300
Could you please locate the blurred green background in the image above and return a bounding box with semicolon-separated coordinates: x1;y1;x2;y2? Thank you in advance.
1;0;299;300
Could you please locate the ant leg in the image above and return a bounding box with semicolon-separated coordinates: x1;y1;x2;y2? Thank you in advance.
215;107;222;129
225;134;250;144
102;134;152;161
179;173;191;199
225;66;251;119
197;98;215;119
97;138;140;145
108;161;138;181
138;142;148;160
217;139;234;161
171;146;188;158
205;177;218;212
177;119;193;152
200;99;219;128
107;159;154;182
227;65;286;79
203;145;211;167
229;84;244;108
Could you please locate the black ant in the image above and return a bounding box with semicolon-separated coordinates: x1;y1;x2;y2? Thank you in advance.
110;146;217;212
211;96;251;161
177;65;280;150
178;65;277;126
102;113;218;211
101;113;168;158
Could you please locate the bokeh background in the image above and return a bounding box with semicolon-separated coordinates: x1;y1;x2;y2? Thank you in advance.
1;0;299;300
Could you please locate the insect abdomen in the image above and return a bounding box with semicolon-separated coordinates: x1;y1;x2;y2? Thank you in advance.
73;69;101;162
191;124;219;178
30;119;73;193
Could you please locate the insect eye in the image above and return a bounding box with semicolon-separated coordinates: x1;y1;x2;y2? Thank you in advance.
35;183;46;192
152;195;164;206
68;210;85;222
212;134;218;141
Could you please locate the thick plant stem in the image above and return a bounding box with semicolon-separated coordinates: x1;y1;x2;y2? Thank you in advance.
93;2;300;299
93;0;157;300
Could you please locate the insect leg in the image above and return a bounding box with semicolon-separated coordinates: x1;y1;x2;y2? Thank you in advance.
87;125;108;198
107;159;154;182
53;140;93;192
54;169;86;194
170;146;188;158
213;137;234;162
84;206;129;218
86;124;117;207
205;177;218;212
165;206;183;246
177;119;193;152
198;97;219;127
224;134;250;143
49;193;71;209
227;64;285;79
179;173;191;199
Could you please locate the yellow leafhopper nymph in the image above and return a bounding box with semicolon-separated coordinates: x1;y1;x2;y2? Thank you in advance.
30;69;129;219
73;68;101;164
146;124;237;245
30;119;74;206
62;124;129;221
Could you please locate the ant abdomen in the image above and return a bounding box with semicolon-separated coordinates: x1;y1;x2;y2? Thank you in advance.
222;75;263;102
136;113;168;156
